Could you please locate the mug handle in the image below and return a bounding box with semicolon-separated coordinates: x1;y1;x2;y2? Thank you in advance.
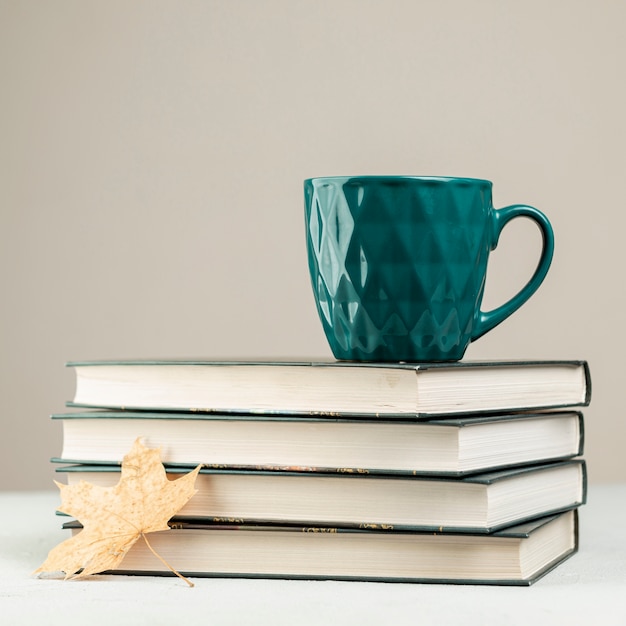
471;204;555;341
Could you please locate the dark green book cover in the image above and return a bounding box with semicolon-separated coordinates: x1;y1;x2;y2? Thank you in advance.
60;510;579;586
55;459;586;534
65;359;591;417
51;410;585;476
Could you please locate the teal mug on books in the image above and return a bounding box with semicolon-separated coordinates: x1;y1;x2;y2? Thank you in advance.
304;175;554;362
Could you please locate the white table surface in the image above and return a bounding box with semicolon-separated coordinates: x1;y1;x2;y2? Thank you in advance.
1;484;625;626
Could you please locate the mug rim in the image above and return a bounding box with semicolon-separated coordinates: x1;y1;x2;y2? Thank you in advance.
304;175;492;186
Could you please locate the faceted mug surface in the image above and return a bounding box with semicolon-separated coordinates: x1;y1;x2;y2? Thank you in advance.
304;176;554;362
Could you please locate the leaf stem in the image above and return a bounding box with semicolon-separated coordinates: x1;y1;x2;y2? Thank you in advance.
140;533;195;588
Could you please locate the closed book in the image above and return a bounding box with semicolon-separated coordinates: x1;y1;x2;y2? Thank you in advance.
61;510;579;586
51;410;584;476
66;359;591;417
56;460;586;533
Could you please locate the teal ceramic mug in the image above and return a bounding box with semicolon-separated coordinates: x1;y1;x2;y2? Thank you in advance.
304;176;554;362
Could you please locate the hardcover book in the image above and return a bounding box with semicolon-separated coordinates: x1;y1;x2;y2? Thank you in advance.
61;510;579;586
56;460;586;533
66;359;591;417
51;410;584;476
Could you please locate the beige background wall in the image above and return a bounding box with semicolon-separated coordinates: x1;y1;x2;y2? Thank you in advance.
1;0;623;490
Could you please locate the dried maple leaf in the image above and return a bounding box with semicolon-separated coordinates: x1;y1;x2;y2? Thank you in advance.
35;438;201;586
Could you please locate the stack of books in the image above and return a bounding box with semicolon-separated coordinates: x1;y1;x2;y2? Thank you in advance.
51;358;591;585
